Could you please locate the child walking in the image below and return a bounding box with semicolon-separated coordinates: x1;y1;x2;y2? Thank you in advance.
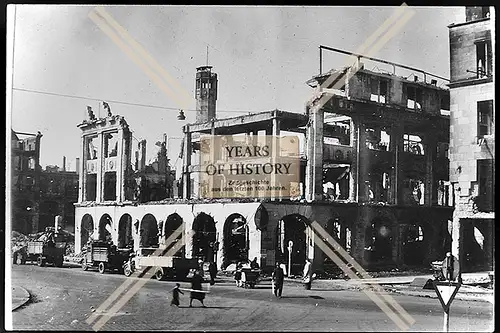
171;283;184;307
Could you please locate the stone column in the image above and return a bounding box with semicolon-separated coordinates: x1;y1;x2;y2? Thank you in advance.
96;131;104;203
271;115;281;201
305;105;324;201
116;128;124;202
392;124;404;205
79;134;86;203
349;117;360;201
424;135;436;206
182;126;192;199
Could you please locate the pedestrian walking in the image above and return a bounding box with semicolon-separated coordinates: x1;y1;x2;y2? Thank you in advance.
272;261;285;298
234;262;243;287
208;261;217;285
189;270;206;308
170;283;184;307
303;259;313;290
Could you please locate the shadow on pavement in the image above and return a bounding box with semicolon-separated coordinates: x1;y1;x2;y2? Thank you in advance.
177;306;243;309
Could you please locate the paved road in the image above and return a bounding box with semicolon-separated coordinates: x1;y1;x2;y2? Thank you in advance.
9;264;494;331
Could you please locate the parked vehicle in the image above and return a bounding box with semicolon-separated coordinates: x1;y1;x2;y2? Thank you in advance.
13;227;66;267
122;247;198;280
81;240;131;274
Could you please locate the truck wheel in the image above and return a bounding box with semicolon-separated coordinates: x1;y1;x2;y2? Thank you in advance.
123;263;133;277
98;262;106;274
37;257;46;267
155;267;165;281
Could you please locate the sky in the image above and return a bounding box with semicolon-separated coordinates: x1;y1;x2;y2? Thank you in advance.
8;5;464;171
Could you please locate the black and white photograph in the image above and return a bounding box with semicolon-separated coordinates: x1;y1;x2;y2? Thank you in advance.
5;5;494;332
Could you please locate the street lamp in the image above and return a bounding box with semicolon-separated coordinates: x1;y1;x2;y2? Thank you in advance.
177;110;186;120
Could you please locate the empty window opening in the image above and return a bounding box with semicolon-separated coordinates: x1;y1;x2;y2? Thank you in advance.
476;42;488;78
406;85;423;110
403;134;424;155
345;227;352;253
403;179;424;205
86;174;97;201
477;100;493;137
103;172;117;201
437;180;452;206
323;167;350;200
364;172;391;203
402;224;425;265
104;132;118;158
365;128;390;151
86;136;98;160
370;79;388;103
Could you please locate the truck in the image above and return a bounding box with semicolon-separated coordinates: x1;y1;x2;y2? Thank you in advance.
13;227;66;267
122;247;199;281
81;240;132;274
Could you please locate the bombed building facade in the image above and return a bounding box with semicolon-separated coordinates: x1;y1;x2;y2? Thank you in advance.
448;6;495;273
11;130;79;235
74;58;459;274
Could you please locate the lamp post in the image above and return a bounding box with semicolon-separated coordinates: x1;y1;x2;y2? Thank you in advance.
287;240;293;277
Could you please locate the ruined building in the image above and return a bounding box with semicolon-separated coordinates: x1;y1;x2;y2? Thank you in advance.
75;54;454;273
448;6;495;272
11;130;79;234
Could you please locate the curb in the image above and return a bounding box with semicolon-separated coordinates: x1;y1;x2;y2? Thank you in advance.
387;287;494;303
12;285;31;311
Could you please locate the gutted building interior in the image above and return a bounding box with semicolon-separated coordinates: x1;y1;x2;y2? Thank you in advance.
75;50;457;273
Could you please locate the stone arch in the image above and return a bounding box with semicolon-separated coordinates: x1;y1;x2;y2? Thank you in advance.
192;212;217;262
164;213;184;257
364;215;394;265
140;214;159;247
98;214;113;242
118;214;134;249
402;222;425;266
81;214;94;246
222;213;249;269
276;214;311;276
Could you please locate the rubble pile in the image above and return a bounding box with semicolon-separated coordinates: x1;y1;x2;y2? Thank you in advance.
11;231;31;253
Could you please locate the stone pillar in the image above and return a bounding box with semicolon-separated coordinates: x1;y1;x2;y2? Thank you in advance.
116;128;124;202
182;126;192;199
349;117;359;202
271;115;281;201
305;105;324;201
424;135;435;206
392;124;404;205
96;131;104;203
79;135;86;203
392;224;403;267
357;122;367;202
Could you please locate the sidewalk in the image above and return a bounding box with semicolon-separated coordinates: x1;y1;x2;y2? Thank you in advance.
218;271;494;303
12;285;31;311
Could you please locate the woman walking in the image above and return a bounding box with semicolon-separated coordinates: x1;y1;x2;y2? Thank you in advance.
189;270;206;307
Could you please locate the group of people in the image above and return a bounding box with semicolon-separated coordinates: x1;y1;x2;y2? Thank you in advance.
170;258;315;307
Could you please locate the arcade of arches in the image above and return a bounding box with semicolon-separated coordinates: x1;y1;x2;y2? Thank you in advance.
76;205;453;272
